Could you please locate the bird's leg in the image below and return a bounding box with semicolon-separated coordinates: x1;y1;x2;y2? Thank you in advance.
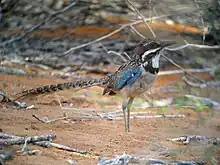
122;98;128;132
122;97;134;132
126;97;134;132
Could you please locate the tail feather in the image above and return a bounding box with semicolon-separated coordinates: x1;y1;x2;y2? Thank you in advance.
14;78;106;101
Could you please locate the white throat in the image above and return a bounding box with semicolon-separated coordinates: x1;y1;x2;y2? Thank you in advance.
152;54;160;68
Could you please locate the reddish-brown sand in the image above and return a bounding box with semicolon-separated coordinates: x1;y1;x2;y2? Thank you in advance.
0;73;220;165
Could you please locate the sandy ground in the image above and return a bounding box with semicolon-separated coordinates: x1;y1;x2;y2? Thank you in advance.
0;73;220;165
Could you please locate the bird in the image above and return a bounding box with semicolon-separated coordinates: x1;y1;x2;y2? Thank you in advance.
13;38;176;132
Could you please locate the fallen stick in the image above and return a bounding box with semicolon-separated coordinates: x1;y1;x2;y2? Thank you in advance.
0;133;18;139
101;111;152;116
20;137;42;156
167;135;220;145
61;107;117;113
32;113;108;123
98;154;134;165
114;114;185;120
141;159;204;165
159;68;213;76
35;141;87;154
0;133;88;155
32;114;80;123
33;111;182;124
0;134;56;145
63;15;169;55
98;154;204;165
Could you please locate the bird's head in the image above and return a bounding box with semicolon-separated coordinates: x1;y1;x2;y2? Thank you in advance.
133;38;176;68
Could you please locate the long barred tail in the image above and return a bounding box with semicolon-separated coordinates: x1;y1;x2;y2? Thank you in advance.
14;78;107;101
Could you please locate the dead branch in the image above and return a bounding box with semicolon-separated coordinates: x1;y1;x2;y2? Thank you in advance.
113;114;185;120
35;141;87;154
32;114;84;123
63;14;169;55
168;135;220;145
32;114;68;123
99;43;128;62
0;132;87;155
126;0;156;38
33;110;182;124
0;134;56;145
182;76;208;88
61;107;117;113
182;76;220;88
0;0;80;46
98;154;204;165
106;111;152;116
144;159;204;165
158;68;213;76
20;137;42;156
129;25;146;39
0;133;19;139
98;154;134;165
165;43;220;51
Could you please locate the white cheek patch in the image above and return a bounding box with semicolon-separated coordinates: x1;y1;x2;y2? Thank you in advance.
142;47;161;61
152;54;160;68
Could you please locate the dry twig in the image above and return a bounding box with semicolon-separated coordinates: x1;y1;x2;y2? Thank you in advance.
32;114;83;123
35;141;87;154
129;25;146;39
0;132;88;155
182;76;220;88
158;68;213;76
63;14;169;55
165;43;220;51
98;154;204;165
113;114;185;120
126;0;156;38
168;135;220;145
0;134;56;145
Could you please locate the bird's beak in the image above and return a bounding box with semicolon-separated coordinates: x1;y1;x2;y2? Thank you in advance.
160;40;176;48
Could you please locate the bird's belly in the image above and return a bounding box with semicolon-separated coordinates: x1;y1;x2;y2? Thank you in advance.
120;72;156;97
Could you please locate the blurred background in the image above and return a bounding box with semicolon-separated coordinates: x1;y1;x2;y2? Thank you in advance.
0;0;219;70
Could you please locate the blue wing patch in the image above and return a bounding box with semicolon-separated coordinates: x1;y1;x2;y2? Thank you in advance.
115;67;142;90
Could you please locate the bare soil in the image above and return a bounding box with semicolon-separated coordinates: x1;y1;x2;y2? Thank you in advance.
0;73;220;165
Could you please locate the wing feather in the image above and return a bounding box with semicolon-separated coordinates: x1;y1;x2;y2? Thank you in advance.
115;67;142;90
